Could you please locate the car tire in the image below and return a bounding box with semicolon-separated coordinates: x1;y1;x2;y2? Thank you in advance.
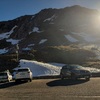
71;73;77;80
29;79;32;82
85;76;90;81
15;79;20;83
61;75;64;80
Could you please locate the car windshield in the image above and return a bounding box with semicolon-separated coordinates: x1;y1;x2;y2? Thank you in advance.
70;65;83;70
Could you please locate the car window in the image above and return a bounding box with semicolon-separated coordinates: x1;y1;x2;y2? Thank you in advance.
69;65;83;70
17;69;29;72
62;65;71;69
62;66;68;69
0;73;7;76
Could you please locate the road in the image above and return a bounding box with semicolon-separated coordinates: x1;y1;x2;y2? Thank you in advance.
0;78;100;100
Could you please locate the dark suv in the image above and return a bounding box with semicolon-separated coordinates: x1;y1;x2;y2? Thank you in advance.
60;64;91;80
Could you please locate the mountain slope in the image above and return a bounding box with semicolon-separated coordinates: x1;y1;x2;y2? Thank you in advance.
0;5;100;63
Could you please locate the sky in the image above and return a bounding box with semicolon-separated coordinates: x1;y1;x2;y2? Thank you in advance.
0;0;100;21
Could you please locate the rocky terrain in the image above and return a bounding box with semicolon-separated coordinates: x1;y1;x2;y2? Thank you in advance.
0;5;100;64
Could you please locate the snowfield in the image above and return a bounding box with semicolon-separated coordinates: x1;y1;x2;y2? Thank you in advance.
14;59;100;77
14;59;63;77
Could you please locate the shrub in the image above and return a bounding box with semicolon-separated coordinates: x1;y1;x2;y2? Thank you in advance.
34;46;96;64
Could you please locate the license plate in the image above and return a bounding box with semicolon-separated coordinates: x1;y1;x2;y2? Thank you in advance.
20;73;25;75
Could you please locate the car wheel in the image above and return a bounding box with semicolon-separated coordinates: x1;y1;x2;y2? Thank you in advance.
15;79;20;83
71;73;77;80
85;76;90;81
61;75;64;80
29;79;32;82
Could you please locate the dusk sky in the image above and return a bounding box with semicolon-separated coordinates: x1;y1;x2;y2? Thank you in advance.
0;0;100;21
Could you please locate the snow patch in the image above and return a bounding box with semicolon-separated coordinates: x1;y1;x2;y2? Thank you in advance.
71;32;100;42
33;27;40;33
29;27;43;34
6;39;20;45
0;25;18;40
65;35;78;42
39;39;47;44
43;15;56;22
31;16;34;20
28;44;35;47
0;48;8;54
59;29;64;31
22;47;31;51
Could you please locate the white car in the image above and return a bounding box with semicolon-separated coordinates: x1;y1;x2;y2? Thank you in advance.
0;70;12;82
15;67;32;82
